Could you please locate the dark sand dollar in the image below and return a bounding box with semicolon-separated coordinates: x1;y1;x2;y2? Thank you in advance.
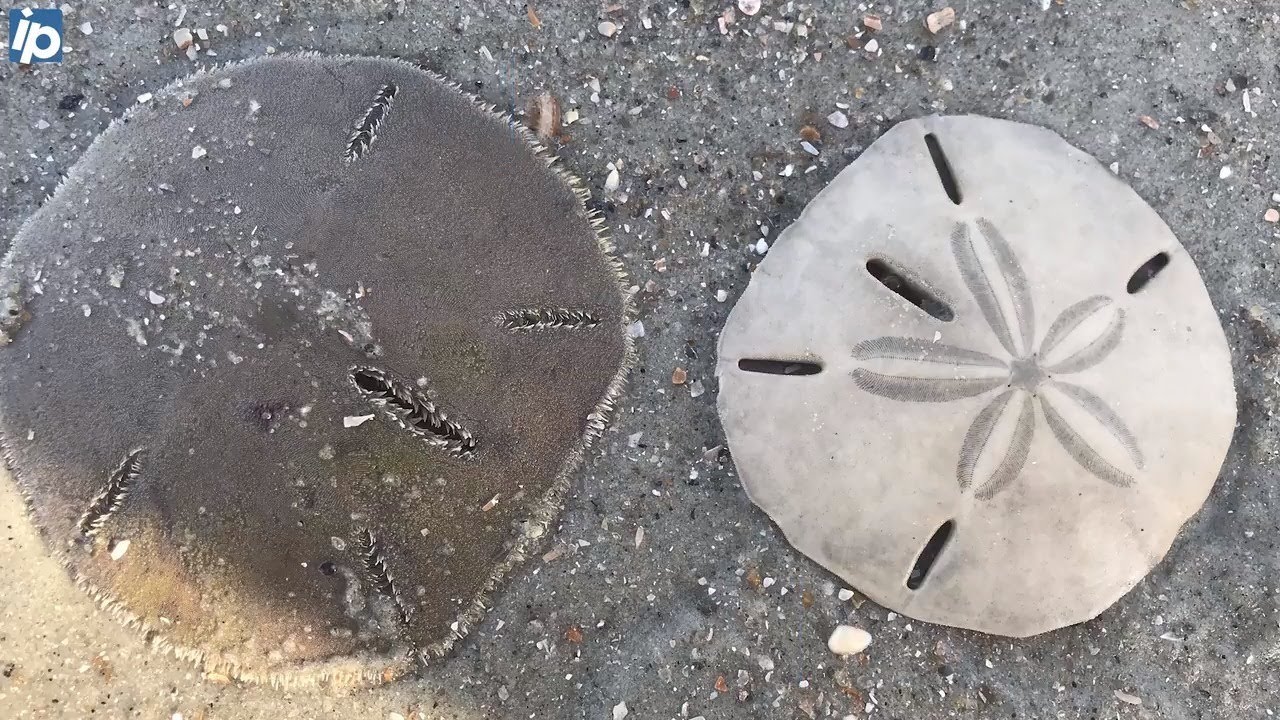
0;55;632;687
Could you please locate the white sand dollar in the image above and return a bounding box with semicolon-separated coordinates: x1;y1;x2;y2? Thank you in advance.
716;115;1236;637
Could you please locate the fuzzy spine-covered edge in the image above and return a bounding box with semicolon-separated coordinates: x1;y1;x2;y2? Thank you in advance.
0;51;635;690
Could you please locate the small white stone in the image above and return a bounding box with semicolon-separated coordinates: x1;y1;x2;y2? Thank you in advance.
191;145;207;160
218;78;233;89
827;110;849;129
388;714;405;720
827;625;872;656
35;119;50;130
1220;166;1232;179
738;0;762;16
755;238;769;254
147;290;166;305
1113;689;1142;706
612;702;629;720
627;321;645;338
598;21;618;38
605;168;621;192
136;92;153;104
1109;162;1120;175
715;289;729;303
837;588;855;601
173;28;193;50
344;414;375;428
1272;192;1280;203
80;21;93;35
801;141;820;156
196;28;209;41
865;38;880;53
109;539;131;561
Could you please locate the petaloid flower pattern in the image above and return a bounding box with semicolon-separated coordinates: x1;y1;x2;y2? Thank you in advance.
852;218;1144;500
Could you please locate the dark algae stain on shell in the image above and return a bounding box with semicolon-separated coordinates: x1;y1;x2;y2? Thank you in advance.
0;55;632;687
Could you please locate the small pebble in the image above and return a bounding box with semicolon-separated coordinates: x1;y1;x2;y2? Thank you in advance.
191;145;207;160
827;111;849;129
1220;166;1232;179
837;588;855;601
613;702;629;720
671;367;688;385
864;38;880;53
1113;690;1142;706
148;290;166;305
738;0;762;16
80;21;93;35
755;239;769;254
689;380;705;398
627;321;645;339
604;168;621;192
715;289;729;302
343;414;375;428
827;625;872;656
1264;208;1279;223
137;93;153;104
925;7;956;34
863;15;882;31
173;28;193;50
598;21;618;38
109;539;131;561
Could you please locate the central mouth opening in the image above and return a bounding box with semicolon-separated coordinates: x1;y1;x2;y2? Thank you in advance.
1008;356;1044;391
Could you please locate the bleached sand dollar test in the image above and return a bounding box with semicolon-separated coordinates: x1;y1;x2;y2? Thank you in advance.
716;115;1236;637
0;55;632;686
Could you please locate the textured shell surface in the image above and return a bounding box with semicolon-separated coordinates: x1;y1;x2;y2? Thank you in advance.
716;115;1236;638
0;54;631;687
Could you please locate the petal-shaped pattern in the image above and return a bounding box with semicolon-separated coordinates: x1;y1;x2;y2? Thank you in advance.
964;391;1036;499
1039;392;1135;488
1044;308;1125;374
958;389;1010;490
1047;380;1144;469
852;336;1008;369
977;219;1036;355
951;221;1035;356
852;369;1006;403
1039;295;1111;358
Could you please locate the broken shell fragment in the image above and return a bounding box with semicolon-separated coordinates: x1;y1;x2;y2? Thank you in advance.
0;54;632;687
716;115;1235;637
